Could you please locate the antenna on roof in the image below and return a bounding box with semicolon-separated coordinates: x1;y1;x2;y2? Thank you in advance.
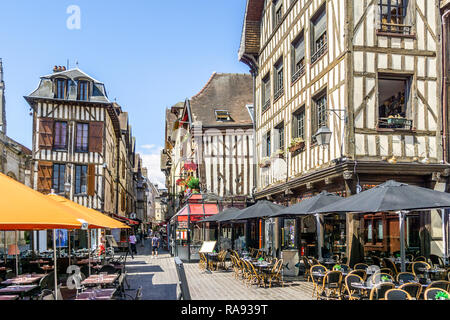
67;59;69;70
75;60;79;68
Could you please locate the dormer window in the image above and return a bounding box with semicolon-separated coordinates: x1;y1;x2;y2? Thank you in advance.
78;80;89;101
56;78;68;99
215;110;232;122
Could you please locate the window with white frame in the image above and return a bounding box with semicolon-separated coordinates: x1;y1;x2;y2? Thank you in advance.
262;73;271;113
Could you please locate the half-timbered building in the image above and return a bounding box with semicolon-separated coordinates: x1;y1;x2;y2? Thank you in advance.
25;66;139;250
239;0;450;264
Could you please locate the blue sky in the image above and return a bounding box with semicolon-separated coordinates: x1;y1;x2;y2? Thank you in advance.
0;0;250;186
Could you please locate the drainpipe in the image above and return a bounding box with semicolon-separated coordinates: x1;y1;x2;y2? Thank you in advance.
442;9;450;163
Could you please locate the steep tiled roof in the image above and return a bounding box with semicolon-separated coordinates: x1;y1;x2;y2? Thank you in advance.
188;73;253;127
238;0;265;62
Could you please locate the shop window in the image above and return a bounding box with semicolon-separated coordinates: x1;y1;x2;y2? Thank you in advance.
378;75;413;130
282;218;296;249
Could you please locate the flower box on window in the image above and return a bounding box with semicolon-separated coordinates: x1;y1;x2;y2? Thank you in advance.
387;116;407;126
288;138;305;153
259;157;271;168
273;149;285;159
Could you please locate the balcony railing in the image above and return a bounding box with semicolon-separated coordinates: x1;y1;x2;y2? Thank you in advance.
311;42;327;64
377;117;413;131
378;22;412;35
291;64;305;83
274;87;284;101
262;99;271;113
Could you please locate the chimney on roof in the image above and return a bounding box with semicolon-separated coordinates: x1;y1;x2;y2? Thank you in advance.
53;66;66;73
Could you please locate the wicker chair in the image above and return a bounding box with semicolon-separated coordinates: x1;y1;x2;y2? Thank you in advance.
412;261;431;280
369;282;395;300
320;270;343;300
343;274;365;300
267;259;284;288
428;280;450;292
413;256;427;262
399;282;422;300
348;269;367;282
385;288;412;300
310;265;328;298
382;258;398;277
424;287;450;300
396;272;417;284
354;263;369;271
246;262;265;288
371;256;382;267
302;256;312;282
429;254;445;268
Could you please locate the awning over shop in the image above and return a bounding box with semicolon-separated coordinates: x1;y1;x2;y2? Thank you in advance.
171;203;219;223
112;214;139;226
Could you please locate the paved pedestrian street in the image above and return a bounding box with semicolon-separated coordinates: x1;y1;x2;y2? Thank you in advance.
125;240;314;300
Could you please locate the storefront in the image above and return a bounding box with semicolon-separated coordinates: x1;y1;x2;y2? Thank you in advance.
170;194;219;262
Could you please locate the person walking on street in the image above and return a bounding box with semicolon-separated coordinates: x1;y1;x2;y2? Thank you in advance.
129;233;137;258
151;233;160;259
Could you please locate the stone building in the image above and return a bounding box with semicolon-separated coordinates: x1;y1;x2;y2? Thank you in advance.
0;58;33;252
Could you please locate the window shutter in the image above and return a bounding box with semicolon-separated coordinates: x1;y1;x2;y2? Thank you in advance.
89;122;104;153
261;134;267;158
37;161;53;194
292;114;298;139
314;9;327;40
295;37;305;62
39;119;54;149
87;164;96;196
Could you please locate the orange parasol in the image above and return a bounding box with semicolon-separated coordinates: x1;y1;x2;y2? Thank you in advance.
48;194;129;229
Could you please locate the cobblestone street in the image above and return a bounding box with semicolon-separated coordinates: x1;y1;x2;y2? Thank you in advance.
124;240;315;300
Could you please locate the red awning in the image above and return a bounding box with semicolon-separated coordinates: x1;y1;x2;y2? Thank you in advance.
171;203;219;223
112;214;139;226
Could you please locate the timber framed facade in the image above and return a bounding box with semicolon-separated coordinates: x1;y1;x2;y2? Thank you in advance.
239;0;450;263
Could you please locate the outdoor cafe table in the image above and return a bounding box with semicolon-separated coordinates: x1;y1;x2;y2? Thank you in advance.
81;274;119;287
1;274;46;286
0;285;39;299
75;288;116;300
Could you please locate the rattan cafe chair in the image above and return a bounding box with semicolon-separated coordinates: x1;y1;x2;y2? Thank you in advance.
397;272;418;284
399;282;422;300
385;288;412;300
424;287;449;300
369;282;395;300
348;269;367;282
354;263;369;271
321;270;343;300
412;261;431;279
267;259;284;288
310;265;328;299
343;274;365;300
302;256;312;282
428;280;450;292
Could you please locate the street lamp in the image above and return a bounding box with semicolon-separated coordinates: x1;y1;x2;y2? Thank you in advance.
313;109;347;150
314;126;333;147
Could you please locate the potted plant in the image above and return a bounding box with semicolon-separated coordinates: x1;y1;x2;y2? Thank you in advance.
289;137;305;153
435;291;450;300
387;115;407;126
381;275;391;283
273;149;285;159
259;157;271;168
187;177;200;193
333;264;341;271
